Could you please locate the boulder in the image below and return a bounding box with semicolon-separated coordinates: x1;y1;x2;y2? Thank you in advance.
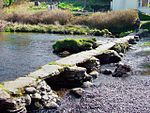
112;63;131;77
128;38;137;44
101;69;112;75
97;50;121;64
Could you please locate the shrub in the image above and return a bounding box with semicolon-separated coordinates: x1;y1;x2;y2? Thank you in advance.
53;38;97;53
72;9;139;34
5;9;73;25
138;11;150;21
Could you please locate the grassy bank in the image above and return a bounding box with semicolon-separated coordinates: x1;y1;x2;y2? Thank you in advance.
4;23;113;36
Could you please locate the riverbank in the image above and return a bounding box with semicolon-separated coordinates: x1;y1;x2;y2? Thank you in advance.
3;22;113;37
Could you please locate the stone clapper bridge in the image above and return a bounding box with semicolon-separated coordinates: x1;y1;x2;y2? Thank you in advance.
0;31;144;113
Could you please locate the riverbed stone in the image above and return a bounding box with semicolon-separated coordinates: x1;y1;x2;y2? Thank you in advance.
89;70;99;79
82;81;94;88
70;88;84;98
101;69;113;75
31;93;41;100
45;102;59;109
112;63;131;77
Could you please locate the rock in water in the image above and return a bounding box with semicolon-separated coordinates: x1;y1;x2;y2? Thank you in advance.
89;70;99;79
101;69;112;75
70;88;84;98
112;63;131;77
82;81;94;88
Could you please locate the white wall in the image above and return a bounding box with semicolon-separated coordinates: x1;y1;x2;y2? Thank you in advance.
112;0;138;10
139;7;150;14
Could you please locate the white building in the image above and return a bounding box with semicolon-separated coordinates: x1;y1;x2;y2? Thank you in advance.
111;0;150;14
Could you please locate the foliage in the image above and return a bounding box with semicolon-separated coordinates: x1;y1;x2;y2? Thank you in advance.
3;0;15;6
118;30;134;37
142;42;150;46
139;11;150;21
72;9;139;34
140;21;150;31
58;2;83;11
29;2;49;11
53;38;97;53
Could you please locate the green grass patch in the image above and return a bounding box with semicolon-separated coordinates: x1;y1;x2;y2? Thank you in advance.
58;2;83;11
3;23;113;36
142;42;150;46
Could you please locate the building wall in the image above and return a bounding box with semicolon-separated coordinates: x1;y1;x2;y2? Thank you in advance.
111;0;138;10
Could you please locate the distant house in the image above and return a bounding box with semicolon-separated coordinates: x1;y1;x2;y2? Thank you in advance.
111;0;150;14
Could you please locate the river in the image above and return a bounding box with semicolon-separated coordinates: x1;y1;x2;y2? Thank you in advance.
0;32;112;82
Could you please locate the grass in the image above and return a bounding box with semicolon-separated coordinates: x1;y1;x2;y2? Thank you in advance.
142;42;150;46
3;23;113;36
53;38;97;53
58;2;84;11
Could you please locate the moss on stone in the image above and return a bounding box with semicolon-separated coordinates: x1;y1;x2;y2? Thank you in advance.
111;42;129;53
53;38;97;54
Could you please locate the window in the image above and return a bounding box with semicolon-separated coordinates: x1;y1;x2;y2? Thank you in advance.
142;0;148;7
139;0;149;7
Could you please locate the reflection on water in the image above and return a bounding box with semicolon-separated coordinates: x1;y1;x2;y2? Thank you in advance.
0;32;91;82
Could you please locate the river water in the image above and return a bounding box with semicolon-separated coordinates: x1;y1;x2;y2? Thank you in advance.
0;32;113;83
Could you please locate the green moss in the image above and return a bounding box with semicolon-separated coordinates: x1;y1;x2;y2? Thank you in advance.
142;42;150;46
53;38;96;53
111;42;129;53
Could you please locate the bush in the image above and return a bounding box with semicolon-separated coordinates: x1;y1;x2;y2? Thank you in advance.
72;9;139;34
139;11;150;21
140;21;150;31
5;9;73;25
53;38;97;53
